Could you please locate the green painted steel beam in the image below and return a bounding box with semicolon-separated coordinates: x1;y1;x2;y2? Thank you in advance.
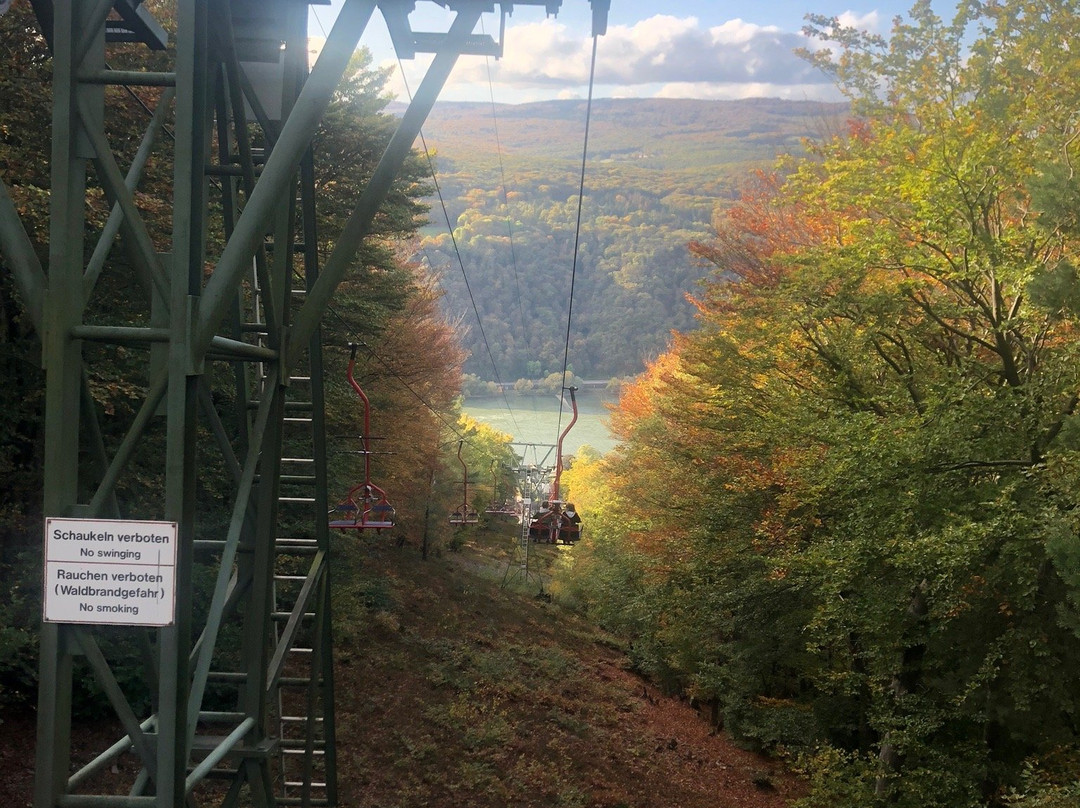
0;178;45;331
195;0;376;358
265;550;326;693
156;0;209;801
187;385;277;735
83;85;175;300
184;717;257;794
57;797;157;808
289;3;483;359
67;716;157;792
76;92;171;303
85;370;166;517
77;69;177;86
70;325;170;343
72;0;116;66
35;2;97;804
73;628;158;784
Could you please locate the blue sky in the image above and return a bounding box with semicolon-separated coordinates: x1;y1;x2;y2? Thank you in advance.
308;1;946;104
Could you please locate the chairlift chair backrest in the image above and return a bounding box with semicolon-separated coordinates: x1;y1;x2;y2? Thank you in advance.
329;344;395;532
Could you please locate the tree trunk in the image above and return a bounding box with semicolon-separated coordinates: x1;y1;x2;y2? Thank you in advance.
876;579;929;799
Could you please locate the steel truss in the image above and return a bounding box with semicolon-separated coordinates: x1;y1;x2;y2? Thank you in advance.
0;1;607;806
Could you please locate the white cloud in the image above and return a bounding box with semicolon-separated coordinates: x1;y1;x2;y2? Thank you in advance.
836;11;882;31
800;10;885;53
436;14;833;98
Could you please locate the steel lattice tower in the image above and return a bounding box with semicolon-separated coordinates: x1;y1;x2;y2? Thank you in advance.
0;1;609;806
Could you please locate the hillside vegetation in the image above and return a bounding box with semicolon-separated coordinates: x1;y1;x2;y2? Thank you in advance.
557;4;1080;806
413;98;845;380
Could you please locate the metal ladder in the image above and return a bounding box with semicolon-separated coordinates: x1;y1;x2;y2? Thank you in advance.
257;188;337;806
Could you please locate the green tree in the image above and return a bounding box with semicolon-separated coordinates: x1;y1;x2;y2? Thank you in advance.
559;2;1080;804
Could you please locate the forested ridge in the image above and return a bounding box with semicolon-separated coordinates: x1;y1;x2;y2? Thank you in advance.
413;97;845;381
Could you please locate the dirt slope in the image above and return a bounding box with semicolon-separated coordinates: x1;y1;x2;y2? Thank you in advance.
332;530;800;807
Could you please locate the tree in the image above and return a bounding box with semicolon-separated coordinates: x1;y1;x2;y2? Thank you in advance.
559;2;1080;804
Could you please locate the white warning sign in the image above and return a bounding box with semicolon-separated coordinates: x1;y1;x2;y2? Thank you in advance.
43;517;178;626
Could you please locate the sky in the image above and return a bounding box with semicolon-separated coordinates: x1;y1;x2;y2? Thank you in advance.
306;0;946;104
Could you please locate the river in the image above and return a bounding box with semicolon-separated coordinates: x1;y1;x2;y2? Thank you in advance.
462;390;618;460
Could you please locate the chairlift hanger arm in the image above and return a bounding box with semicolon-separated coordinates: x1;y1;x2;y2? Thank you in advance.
551;386;577;501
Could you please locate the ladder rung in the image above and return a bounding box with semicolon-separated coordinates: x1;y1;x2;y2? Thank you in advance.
272;612;315;620
275;545;320;556
278;496;316;504
285;781;327;788
281;716;324;723
278;677;316;687
281;747;326;755
207;671;247;683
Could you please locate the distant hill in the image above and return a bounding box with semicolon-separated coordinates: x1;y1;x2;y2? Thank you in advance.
405;98;848;381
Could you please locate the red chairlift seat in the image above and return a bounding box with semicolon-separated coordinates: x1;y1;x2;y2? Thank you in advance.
528;506;581;544
559;503;582;544
529;501;562;543
330;483;396;532
448;441;479;526
329;345;396;533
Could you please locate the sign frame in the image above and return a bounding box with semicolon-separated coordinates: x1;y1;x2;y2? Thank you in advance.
43;517;179;627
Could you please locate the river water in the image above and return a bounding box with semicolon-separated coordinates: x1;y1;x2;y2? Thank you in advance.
463;390;618;459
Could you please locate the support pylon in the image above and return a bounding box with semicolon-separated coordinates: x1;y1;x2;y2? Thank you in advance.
0;2;608;806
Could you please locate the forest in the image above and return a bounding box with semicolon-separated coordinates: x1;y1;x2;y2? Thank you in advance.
4;0;1080;806
414;96;844;381
557;2;1080;805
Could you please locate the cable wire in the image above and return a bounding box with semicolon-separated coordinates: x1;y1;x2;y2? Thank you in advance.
555;31;600;436
396;56;526;440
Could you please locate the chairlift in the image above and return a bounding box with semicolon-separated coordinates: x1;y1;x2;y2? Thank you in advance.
448;441;479;525
485;460;519;520
329;344;396;532
528;499;560;543
528;387;583;544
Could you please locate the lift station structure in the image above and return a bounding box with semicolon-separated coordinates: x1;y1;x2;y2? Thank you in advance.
0;1;609;806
